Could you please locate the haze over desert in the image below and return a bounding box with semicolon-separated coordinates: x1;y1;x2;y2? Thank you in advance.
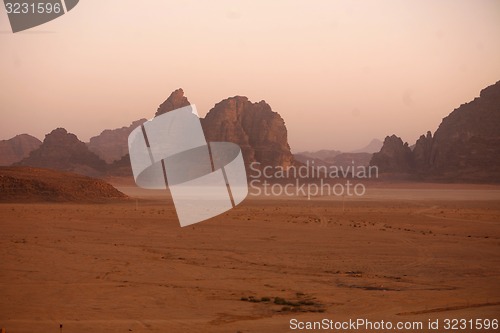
1;183;499;332
1;1;500;332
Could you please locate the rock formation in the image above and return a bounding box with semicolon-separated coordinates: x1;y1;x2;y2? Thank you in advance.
412;131;433;173
370;80;500;182
155;88;191;117
107;153;133;177
0;134;41;166
17;128;107;177
427;81;500;181
201;96;294;168
148;89;295;170
370;135;414;174
86;87;189;166
11;89;296;179
88;119;147;163
0;166;127;202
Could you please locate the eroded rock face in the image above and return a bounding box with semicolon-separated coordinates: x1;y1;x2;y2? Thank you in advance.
370;80;500;182
106;91;295;176
17;128;107;177
413;131;433;173
201;96;294;169
370;135;413;173
88;119;147;163
428;81;500;181
0;134;41;166
155;88;191;117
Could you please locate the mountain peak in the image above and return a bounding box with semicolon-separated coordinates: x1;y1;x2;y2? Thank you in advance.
155;88;191;117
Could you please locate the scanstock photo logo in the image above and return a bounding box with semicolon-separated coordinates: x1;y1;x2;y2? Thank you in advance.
128;105;249;227
3;0;79;33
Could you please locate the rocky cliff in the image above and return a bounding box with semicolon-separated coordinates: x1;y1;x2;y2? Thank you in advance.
12;89;295;178
17;128;107;177
426;81;500;181
155;88;191;117
201;96;294;168
88;119;147;163
0;134;41;166
370;135;414;174
370;80;500;182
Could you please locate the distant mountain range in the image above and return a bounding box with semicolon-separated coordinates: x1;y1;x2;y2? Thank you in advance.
5;89;294;177
1;80;498;182
294;139;382;169
351;139;383;154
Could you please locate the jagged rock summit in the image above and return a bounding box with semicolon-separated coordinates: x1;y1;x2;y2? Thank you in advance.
370;135;413;174
145;89;294;169
14;89;295;178
155;88;191;117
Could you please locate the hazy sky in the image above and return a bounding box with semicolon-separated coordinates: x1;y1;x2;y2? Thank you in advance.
1;0;499;152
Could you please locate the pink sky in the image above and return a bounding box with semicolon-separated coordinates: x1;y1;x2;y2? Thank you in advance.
1;0;499;152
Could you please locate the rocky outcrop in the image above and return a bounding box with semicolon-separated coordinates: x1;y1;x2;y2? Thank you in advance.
106;90;295;176
201;96;294;168
0;166;127;202
155;88;191;117
370;135;413;173
0;134;41;166
427;81;500;181
370;80;500;182
10;89;295;179
17;128;107;177
88;119;147;163
107;153;132;177
413;131;433;173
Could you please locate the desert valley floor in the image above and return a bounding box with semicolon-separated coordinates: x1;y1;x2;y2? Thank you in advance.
1;184;499;332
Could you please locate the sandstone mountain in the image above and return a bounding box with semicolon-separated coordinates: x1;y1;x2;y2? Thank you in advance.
88;119;147;163
0;134;41;166
424;81;500;181
370;135;414;174
201;96;294;169
370;80;500;182
155;88;191;117
107;89;295;176
17;128;107;177
0;166;127;202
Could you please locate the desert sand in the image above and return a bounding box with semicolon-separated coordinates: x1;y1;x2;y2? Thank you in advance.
1;184;499;332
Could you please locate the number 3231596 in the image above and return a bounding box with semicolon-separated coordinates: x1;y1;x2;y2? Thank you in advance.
5;2;62;14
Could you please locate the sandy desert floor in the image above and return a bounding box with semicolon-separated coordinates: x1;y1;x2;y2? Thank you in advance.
0;184;499;333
